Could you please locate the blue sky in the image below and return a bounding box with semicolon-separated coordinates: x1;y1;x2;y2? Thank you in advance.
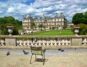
0;0;87;21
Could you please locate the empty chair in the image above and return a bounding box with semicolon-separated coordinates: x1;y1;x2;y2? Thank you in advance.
30;46;46;65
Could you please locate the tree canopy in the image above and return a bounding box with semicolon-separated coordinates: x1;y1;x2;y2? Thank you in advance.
72;12;87;24
72;12;87;35
0;16;22;35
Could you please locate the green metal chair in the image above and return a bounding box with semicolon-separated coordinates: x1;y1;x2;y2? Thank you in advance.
30;46;46;65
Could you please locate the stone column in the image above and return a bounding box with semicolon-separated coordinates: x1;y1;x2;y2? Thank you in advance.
71;37;82;46
5;37;16;47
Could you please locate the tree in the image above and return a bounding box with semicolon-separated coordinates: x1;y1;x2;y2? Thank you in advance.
79;24;87;35
72;13;84;24
0;16;22;35
72;12;87;35
72;12;87;24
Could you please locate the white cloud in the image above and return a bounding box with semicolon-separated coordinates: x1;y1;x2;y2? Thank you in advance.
34;12;43;16
42;6;54;12
0;0;87;21
54;4;67;10
81;8;87;12
55;11;64;14
25;7;36;13
7;6;15;13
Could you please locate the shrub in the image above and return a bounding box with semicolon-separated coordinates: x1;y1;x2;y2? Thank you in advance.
79;24;87;35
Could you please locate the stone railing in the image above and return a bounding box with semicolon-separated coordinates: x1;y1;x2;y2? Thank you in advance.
0;35;87;49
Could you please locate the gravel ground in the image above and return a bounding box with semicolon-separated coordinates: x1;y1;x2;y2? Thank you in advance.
0;48;87;67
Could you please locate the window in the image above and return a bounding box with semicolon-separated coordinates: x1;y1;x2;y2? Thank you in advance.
59;19;61;21
62;19;64;21
56;19;58;21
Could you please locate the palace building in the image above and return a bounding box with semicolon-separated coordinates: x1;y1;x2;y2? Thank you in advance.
22;13;67;34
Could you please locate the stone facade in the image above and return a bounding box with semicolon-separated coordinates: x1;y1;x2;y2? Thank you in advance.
22;13;67;34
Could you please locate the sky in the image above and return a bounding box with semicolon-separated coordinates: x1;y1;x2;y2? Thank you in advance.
0;0;87;21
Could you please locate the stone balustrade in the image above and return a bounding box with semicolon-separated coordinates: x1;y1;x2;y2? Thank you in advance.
82;38;87;45
0;35;87;49
0;39;5;46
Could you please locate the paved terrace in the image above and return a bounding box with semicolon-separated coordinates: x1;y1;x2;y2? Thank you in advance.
0;48;87;67
0;35;87;67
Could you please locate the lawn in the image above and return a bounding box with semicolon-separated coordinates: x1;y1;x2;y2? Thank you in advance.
30;29;74;36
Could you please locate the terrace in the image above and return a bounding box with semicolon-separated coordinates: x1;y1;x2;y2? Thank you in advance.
0;35;87;67
0;48;87;67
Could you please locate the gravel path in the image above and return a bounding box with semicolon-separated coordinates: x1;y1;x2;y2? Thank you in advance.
0;48;87;67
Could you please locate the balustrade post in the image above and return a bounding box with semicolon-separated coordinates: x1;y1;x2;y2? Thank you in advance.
5;37;16;47
71;37;82;46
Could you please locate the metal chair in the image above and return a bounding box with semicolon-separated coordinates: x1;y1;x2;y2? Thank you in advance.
30;46;46;65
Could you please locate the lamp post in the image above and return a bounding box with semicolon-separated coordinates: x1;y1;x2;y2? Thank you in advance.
7;26;14;36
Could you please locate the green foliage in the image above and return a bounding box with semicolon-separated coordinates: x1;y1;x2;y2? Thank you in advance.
79;24;87;35
72;12;87;24
12;28;19;35
1;28;8;35
72;13;84;24
72;12;87;35
0;16;22;35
